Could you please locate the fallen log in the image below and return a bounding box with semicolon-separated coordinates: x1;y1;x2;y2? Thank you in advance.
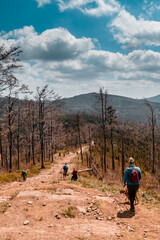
91;163;103;180
78;168;93;173
77;164;103;180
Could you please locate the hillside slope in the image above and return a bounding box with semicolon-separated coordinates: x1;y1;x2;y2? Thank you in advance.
61;93;160;123
0;151;159;240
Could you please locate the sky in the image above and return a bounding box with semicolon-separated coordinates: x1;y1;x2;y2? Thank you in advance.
1;0;160;99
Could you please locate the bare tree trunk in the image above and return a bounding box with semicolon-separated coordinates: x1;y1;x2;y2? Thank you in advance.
103;137;107;171
5;146;8;169
49;147;51;162
32;132;35;165
100;148;103;170
152;114;155;173
16;108;21;170
32;110;36;165
39;100;45;169
99;87;108;172
111;128;115;170
8;104;12;171
44;140;46;162
40;136;44;168
51;118;54;163
121;134;125;177
0;134;3;169
51;143;54;163
25;148;28;164
145;100;156;173
36;85;60;168
86;152;89;166
88;127;92;167
28;144;31;163
77;114;83;163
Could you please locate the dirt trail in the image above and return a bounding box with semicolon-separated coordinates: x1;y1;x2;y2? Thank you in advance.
0;151;160;240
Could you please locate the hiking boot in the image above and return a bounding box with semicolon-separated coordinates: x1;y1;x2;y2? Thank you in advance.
130;207;135;212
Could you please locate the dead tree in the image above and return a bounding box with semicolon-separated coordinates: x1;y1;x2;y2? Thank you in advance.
145;100;157;173
36;85;60;169
16;108;20;169
31;103;37;165
0;45;29;171
107;105;117;170
88;126;92;167
121;132;125;177
95;87;109;172
7;84;28;171
0;45;22;93
76;114;83;163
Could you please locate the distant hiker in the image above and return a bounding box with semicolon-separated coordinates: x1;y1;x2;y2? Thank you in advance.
123;157;142;212
63;164;68;177
71;168;79;181
21;170;27;181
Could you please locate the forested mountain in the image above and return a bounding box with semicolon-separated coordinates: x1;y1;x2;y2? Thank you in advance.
61;93;160;123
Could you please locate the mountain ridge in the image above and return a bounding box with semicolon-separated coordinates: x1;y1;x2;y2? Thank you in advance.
61;92;160;123
146;94;160;103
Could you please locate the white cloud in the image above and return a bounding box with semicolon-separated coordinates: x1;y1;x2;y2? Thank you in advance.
0;26;94;61
110;9;160;49
56;0;160;50
1;26;160;98
57;0;120;17
35;0;51;7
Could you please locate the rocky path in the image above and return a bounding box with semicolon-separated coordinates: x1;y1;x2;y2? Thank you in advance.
0;151;160;240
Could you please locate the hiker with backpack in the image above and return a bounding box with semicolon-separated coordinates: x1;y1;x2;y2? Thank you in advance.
63;163;68;177
71;168;79;181
21;170;27;181
123;157;142;212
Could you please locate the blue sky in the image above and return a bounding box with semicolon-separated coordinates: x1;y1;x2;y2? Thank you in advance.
1;0;160;99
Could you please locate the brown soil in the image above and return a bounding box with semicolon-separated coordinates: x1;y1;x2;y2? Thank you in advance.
0;151;160;240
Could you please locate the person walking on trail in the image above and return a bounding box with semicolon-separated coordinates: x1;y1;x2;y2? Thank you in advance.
63;163;68;177
21;170;27;181
123;157;142;212
71;168;79;181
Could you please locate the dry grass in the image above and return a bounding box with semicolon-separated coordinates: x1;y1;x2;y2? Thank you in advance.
78;173;120;193
0;161;52;183
0;172;21;183
10;191;19;200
